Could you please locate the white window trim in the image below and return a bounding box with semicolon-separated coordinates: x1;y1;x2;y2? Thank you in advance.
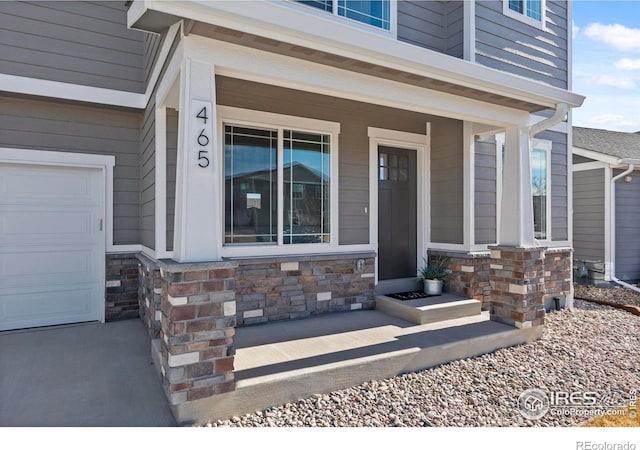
285;0;398;39
217;106;340;258
503;0;546;31
495;135;553;245
368;126;429;284
532;138;552;244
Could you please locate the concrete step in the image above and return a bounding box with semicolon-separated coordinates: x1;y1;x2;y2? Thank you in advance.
375;292;482;325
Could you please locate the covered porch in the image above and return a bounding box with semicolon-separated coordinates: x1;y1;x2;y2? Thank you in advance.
136;18;583;424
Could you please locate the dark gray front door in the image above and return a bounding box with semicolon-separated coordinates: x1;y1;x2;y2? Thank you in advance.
378;146;417;280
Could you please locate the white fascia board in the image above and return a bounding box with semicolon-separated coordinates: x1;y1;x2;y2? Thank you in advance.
572;161;607;172
572;147;624;165
187;36;530;127
127;0;148;29
137;0;585;109
0;74;145;109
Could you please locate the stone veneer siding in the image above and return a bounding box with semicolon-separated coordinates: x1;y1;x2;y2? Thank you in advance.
428;247;573;316
427;250;491;307
489;246;546;328
143;259;240;407
544;248;573;309
138;254;163;338
105;253;139;320
235;253;376;325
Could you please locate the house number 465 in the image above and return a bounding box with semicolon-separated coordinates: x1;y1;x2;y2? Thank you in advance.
192;100;213;169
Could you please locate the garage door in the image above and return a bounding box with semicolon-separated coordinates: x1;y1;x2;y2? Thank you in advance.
0;163;104;331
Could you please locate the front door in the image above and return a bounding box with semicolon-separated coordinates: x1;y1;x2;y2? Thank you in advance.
378;146;417;280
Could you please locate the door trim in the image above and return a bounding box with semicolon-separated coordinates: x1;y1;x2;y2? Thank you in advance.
368;126;430;286
0;147;113;323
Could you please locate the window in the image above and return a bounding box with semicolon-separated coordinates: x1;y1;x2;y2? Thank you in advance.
531;148;548;240
297;0;391;31
224;126;278;244
224;122;333;246
496;134;551;241
504;0;544;28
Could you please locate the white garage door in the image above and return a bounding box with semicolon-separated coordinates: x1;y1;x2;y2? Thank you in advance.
0;163;104;331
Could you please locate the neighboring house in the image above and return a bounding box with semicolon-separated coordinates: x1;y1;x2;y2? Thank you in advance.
572;127;640;285
0;1;584;422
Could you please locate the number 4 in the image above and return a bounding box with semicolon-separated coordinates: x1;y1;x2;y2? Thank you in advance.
196;106;208;124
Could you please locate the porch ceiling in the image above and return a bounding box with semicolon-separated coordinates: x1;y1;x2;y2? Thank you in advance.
190;22;545;113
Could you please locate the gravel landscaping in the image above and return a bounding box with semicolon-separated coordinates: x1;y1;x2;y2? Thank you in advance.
575;283;640;307
207;297;639;427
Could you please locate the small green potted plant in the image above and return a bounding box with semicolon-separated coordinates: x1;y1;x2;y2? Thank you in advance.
417;255;450;295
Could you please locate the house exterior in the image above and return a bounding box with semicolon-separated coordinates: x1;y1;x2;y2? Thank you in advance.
0;1;584;422
572;127;640;285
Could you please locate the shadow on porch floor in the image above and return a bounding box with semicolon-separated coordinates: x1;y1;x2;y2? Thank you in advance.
173;309;541;424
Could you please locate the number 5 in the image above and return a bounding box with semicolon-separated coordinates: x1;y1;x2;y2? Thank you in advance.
198;151;210;168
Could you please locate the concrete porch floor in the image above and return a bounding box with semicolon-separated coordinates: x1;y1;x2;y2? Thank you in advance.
172;309;542;424
0;319;176;427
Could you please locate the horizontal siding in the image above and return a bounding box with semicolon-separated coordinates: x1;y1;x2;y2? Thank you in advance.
615;169;640;281
0;94;141;245
166;109;178;252
139;32;181;251
144;32;163;90
397;1;464;58
216;76;462;246
573;169;605;262
140;95;156;250
445;1;464;58
431;121;464;244
535;130;568;241
475;1;568;88
475;136;496;244
0;1;145;92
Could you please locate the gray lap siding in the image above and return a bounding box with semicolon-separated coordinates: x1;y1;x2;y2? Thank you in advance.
0;94;141;245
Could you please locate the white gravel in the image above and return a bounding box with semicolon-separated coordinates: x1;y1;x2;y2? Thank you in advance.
206;299;639;427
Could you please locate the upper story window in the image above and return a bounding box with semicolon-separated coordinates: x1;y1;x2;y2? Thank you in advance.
297;0;391;31
504;0;545;29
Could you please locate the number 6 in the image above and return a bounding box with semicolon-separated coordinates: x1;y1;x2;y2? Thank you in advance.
197;129;209;146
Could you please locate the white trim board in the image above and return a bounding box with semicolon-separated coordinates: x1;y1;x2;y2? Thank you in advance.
187;35;530;127
573;162;607;172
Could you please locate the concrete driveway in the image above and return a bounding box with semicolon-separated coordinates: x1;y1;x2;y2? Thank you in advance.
0;319;176;426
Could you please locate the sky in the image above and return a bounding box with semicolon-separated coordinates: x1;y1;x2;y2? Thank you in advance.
572;0;640;132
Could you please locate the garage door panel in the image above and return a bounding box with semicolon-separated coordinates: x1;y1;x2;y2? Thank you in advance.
0;162;104;331
0;287;100;332
0;249;99;288
0;209;98;245
0;165;100;205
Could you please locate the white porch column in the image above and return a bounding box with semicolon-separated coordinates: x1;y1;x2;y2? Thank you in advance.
500;125;535;247
173;59;220;262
